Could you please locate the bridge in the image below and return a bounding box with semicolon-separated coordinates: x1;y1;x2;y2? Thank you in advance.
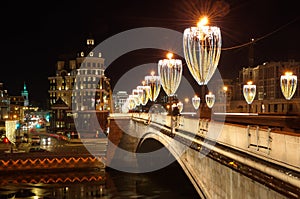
106;113;300;199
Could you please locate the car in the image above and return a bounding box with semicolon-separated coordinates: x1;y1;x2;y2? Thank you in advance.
2;137;10;144
1;136;10;144
30;135;40;146
29;147;47;152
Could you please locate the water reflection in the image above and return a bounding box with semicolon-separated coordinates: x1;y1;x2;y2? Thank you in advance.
0;161;200;199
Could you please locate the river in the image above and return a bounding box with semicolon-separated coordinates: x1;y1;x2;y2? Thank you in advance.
0;161;200;199
0;118;200;199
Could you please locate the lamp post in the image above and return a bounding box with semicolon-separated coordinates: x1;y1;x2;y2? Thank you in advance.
137;81;150;112
243;81;256;112
132;88;143;112
158;52;183;115
183;16;222;115
126;95;137;111
205;91;215;108
192;95;201;110
223;86;228;112
177;101;183;113
184;97;189;112
144;71;161;102
280;71;297;100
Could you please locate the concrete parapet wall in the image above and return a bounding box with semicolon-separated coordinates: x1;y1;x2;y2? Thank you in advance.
137;113;300;171
132;113;300;198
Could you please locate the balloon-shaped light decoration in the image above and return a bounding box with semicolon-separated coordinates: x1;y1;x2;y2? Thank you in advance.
280;71;297;100
177;101;183;113
205;92;215;108
183;16;222;86
127;95;137;110
137;82;150;106
243;81;256;104
145;71;161;101
192;95;201;110
132;89;142;106
158;52;182;97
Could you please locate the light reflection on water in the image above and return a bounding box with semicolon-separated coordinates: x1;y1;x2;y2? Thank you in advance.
0;162;200;199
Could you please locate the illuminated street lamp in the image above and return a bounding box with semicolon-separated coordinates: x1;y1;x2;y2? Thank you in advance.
222;86;228;112
127;95;137;110
145;71;161;102
243;81;256;105
177;101;183;113
132;89;142;106
205;92;215;108
183;16;221;110
137;81;150;106
158;52;182;97
192;95;200;110
280;71;297;100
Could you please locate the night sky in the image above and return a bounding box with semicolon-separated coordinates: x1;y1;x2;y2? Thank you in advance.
1;0;299;109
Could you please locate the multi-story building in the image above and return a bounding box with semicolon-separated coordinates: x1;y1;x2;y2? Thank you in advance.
0;83;9;121
112;91;129;113
48;36;112;138
21;82;29;107
230;60;300;113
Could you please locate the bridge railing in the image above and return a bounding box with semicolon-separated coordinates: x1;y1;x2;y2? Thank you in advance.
132;112;300;172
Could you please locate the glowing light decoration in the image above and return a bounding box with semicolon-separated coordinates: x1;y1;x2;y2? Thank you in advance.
145;71;161;101
205;92;215;108
158;52;182;96
183;16;222;85
177;101;183;113
137;83;151;106
5;120;17;144
280;72;297;100
132;89;142;106
192;95;201;110
127;95;137;110
243;81;256;104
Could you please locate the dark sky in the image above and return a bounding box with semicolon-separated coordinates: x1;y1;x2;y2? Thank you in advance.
1;0;299;109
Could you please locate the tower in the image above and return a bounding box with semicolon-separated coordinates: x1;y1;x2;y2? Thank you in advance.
21;82;29;106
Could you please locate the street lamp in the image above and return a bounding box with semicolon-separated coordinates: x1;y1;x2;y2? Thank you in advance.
192;95;201;110
126;95;137;111
223;86;228;112
280;71;297;100
205;92;215;108
183;16;222;110
158;52;182;97
243;81;256;112
132;89;142;106
144;71;161;102
177;101;183;113
158;52;183;114
137;81;150;106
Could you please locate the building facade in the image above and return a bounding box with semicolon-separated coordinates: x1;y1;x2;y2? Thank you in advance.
230;60;300;113
48;36;112;137
112;91;129;113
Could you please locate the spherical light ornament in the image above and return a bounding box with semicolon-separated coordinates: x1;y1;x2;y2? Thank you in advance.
280;72;297;100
